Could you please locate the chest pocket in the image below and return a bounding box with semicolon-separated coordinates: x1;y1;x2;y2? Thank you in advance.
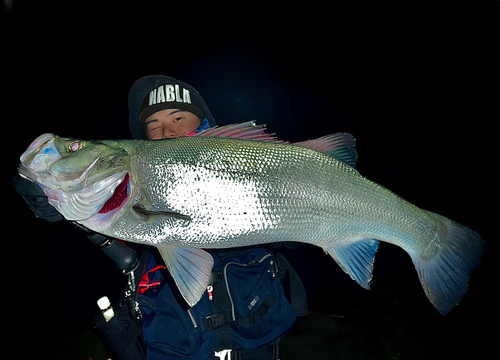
217;249;297;350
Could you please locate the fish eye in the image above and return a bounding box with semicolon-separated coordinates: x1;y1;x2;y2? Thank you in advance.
68;140;83;153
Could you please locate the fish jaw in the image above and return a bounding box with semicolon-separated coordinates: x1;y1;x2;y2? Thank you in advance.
19;133;61;187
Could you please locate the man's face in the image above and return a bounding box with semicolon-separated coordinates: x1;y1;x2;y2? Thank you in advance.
144;109;201;139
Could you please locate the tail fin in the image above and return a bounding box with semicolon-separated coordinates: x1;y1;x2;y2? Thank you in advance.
409;212;484;315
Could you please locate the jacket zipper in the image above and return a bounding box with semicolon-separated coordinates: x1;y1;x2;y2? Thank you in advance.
223;253;273;321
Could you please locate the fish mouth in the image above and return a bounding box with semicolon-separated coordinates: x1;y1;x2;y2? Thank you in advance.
18;133;61;184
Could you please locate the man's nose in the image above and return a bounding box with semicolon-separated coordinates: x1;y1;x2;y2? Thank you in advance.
163;128;177;138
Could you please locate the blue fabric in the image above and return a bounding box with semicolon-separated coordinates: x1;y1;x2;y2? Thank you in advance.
195;118;211;133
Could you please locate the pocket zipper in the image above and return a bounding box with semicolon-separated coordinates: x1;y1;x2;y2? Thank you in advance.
187;308;198;328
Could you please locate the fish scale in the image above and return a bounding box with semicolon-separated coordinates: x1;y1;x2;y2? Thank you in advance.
18;122;484;311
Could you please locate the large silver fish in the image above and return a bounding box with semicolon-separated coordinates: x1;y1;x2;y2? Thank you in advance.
18;122;484;312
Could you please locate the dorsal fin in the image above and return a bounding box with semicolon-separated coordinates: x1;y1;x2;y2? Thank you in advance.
195;121;357;168
295;133;358;168
194;121;280;142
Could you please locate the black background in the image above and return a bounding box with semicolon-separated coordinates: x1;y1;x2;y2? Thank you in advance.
3;0;498;358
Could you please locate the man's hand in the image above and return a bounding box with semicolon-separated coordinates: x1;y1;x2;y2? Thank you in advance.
12;175;64;222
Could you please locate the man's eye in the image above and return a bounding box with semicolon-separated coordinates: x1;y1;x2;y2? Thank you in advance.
173;117;182;122
147;126;161;135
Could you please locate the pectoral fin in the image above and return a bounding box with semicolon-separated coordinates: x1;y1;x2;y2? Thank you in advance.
156;245;214;307
133;204;191;221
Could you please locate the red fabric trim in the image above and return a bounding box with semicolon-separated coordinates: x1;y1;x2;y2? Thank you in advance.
138;265;167;293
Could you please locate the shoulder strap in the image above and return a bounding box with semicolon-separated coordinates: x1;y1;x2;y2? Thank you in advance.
274;253;308;317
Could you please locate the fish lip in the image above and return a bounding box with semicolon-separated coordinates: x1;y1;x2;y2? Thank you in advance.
20;133;56;167
18;133;62;182
17;162;34;181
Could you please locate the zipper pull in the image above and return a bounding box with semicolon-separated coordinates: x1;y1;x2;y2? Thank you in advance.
207;285;214;301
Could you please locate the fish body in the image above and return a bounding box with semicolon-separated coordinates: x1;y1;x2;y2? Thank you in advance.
18;122;484;312
98;137;430;251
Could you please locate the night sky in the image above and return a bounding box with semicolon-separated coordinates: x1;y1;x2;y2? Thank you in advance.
3;0;498;358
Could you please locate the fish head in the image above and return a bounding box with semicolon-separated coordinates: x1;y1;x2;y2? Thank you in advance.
18;133;131;222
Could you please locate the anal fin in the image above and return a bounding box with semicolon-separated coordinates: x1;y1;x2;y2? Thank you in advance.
325;239;380;289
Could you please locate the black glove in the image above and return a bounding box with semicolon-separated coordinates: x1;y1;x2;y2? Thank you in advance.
12;175;64;222
13;175;138;273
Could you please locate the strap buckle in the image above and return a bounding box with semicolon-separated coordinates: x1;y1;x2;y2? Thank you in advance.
203;311;232;330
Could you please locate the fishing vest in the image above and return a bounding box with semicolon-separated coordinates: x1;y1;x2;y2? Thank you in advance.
137;246;307;359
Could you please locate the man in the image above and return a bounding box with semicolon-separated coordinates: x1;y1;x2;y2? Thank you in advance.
129;75;305;360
